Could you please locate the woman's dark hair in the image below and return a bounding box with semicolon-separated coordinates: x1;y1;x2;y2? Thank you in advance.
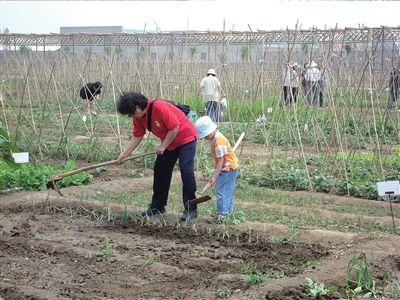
116;91;148;116
80;81;102;101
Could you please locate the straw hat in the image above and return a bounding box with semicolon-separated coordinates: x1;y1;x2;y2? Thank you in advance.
309;61;318;68
207;68;216;76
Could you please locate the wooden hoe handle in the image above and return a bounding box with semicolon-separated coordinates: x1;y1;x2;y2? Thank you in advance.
50;152;155;182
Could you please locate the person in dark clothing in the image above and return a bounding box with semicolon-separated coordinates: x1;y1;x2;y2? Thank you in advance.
80;81;102;117
116;91;198;221
317;62;326;107
389;66;400;110
301;63;309;106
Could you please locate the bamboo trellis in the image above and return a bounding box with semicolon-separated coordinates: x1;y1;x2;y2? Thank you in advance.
0;26;400;195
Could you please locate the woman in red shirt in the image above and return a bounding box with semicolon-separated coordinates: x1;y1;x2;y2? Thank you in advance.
116;92;198;221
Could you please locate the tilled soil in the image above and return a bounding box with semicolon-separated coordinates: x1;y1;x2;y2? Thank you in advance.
0;206;329;300
1;180;400;299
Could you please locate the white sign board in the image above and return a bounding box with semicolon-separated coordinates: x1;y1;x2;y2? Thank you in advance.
11;152;29;164
267;107;273;113
377;181;400;197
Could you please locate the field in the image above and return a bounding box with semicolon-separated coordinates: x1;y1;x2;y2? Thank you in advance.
1;44;400;299
1;142;400;299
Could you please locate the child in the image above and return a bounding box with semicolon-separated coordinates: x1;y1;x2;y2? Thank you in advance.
195;116;239;220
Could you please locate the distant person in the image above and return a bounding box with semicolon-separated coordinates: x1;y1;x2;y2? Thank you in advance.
195;116;239;221
116;91;198;221
290;63;300;105
282;63;292;105
80;81;102;118
317;62;326;107
283;62;300;106
389;65;400;110
305;61;321;106
301;63;309;105
198;68;225;122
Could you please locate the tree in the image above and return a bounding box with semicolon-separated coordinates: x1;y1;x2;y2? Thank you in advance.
188;45;198;58
19;45;32;55
138;45;149;56
62;45;71;54
104;46;112;55
302;44;309;55
115;44;123;56
240;45;250;61
344;44;352;55
83;47;91;56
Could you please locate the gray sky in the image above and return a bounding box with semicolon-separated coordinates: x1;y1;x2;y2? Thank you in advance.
1;0;400;34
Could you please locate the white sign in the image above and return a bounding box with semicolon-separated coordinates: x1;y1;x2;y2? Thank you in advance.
377;181;400;197
12;152;29;164
267;107;273;113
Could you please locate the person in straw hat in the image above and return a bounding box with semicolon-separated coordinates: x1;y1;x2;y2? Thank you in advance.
305;61;321;106
198;68;226;122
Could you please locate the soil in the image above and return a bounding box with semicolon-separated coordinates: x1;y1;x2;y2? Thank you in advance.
0;204;328;300
1;141;400;299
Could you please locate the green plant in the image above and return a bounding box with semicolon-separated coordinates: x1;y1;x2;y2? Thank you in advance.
345;252;376;299
32;234;49;241
115;44;123;55
104;45;112;55
0;160;92;191
241;264;267;285
219;210;246;225
19;44;32;54
83;47;91;55
140;252;156;265
305;277;329;299
139;45;149;56
240;44;250;61
344;44;352;55
59;224;70;234
241;265;283;285
91;236;117;258
0;127;18;167
188;44;198;58
62;45;71;54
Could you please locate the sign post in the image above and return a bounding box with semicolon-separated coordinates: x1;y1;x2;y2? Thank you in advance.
377;181;399;234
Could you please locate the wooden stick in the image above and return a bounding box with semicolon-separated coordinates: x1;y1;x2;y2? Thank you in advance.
232;132;245;152
50;152;154;182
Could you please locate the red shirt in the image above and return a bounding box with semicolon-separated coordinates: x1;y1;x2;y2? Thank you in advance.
132;99;198;151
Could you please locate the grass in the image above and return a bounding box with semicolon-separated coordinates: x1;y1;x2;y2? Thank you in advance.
80;178;397;235
236;183;400;219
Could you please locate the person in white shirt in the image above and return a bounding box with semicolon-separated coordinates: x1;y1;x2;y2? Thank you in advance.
283;62;300;106
305;61;321;106
282;63;292;105
198;69;225;122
